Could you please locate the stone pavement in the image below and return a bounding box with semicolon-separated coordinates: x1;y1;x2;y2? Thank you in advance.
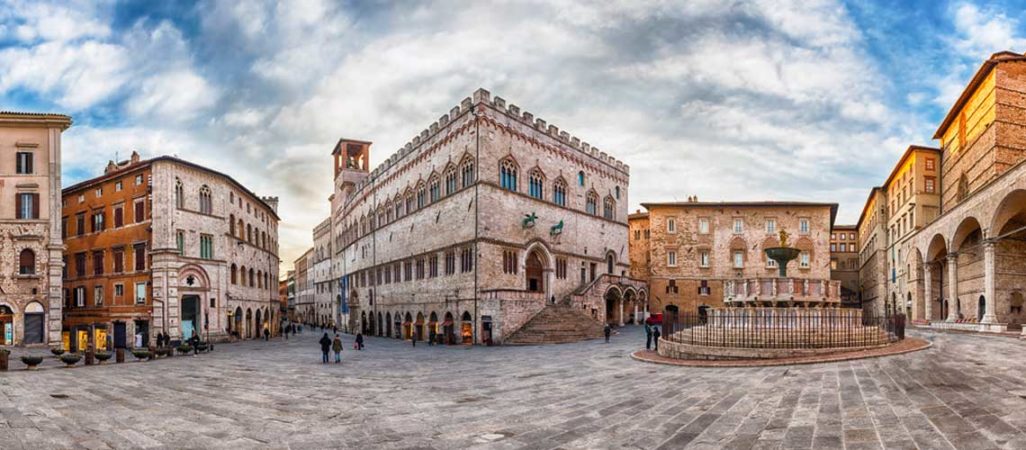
2;327;1026;449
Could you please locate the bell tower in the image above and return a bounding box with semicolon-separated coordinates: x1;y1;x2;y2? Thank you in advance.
331;138;372;211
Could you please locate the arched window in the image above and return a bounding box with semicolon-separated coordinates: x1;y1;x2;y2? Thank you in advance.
19;248;35;275
461;157;475;188
586;191;598;215
615;186;621;199
500;158;518;191
229;214;235;235
231;264;237;284
553;178;567;207
416;182;427;209
247;224;253;243
257;271;263;289
199;185;212;214
394;195;403;218
405;190;415;215
444;166;457;196
429;174;441;203
240;266;247;285
249;268;255;287
957;174;969;201
577;171;585;186
603;196;615;220
175;178;184;209
529;168;544;199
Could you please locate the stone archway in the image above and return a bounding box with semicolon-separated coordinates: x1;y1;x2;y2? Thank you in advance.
604;286;623;325
522;241;555;301
526;250;545;293
0;303;15;346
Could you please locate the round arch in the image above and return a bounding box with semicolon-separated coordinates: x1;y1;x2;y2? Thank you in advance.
991;189;1026;236
951;216;985;251
522;240;556;300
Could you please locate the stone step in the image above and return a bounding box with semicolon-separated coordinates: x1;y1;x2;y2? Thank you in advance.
504;305;605;345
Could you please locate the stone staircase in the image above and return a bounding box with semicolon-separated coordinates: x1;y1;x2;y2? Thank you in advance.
504;304;605;345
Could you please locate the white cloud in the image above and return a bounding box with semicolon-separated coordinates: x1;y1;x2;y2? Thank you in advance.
125;70;219;122
950;3;1026;59
0;40;129;109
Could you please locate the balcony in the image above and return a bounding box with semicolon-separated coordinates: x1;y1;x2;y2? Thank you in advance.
723;278;841;307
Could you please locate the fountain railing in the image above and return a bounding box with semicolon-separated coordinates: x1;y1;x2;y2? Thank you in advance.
723;278;840;305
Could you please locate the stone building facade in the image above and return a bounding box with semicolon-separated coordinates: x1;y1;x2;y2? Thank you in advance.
311;218;335;328
858;51;1026;334
629;200;838;316
320;89;642;345
857;187;888;316
829;224;860;307
292;248;313;323
62;154;280;349
0;112;70;347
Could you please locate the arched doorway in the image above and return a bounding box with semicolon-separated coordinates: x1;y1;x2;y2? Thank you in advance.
604;287;622;325
368;311;376;335
0;304;14;345
234;307;243;338
906;292;913;318
377;312;383;337
526;250;545;293
361;311;368;334
415;312;425;341
978;295;986;321
461;311;473;344
22;301;45;344
403;312;413;339
428;312;438;343
255;309;262;338
245;309;253;339
385;312;392;338
443;312;455;345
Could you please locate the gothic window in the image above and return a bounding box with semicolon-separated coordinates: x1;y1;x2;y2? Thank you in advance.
199;185;212;214
249;268;255;287
229;214;235;235
240;266;247;285
460;157;475;188
586;191;598;215
603;196;615;220
417;183;427;209
553;178;567;206
394;195;403;218
529;168;544;199
500;158;518;191
231;264;237;284
577;171;585;186
445;166;457;196
429;175;441;203
405;191;415;215
385;201;394;223
957;174;969;201
175;178;184;209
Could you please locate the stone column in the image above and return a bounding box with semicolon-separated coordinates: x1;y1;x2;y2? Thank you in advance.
923;262;932;322
982;241;997;324
633;302;638;325
946;254;958;322
618;299;624;326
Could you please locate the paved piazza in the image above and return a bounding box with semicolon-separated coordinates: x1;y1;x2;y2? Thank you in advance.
2;328;1026;449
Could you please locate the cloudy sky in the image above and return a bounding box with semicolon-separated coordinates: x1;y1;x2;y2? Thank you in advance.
2;0;1024;270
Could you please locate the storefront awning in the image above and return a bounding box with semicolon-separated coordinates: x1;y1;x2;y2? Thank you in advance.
403;320;412;325
442;319;453;326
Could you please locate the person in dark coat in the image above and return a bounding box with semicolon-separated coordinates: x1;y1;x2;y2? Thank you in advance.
411;331;417;347
603;324;612;343
356;333;364;350
428;328;436;346
652;327;661;352
319;333;331;364
645;322;652;350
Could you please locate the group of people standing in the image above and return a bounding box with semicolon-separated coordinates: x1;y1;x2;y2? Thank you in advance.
318;332;364;364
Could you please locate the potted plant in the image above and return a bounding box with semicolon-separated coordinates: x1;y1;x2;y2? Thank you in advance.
196;341;209;352
131;350;151;361
0;348;9;371
60;353;82;367
95;351;113;364
20;355;43;369
50;347;65;357
177;344;192;355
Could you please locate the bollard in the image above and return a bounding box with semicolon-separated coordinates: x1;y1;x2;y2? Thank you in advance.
85;349;95;366
115;348;125;363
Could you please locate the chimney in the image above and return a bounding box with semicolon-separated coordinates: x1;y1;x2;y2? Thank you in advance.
130;151;140;164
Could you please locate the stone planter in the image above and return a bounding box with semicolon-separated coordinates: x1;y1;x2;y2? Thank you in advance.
50;347;65;358
60;354;82;367
131;350;151;361
177;344;192;355
95;352;112;364
21;355;43;369
85;350;95;366
115;348;125;363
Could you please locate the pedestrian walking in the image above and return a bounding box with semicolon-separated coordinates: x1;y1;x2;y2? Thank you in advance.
284;325;289;340
645;322;652;350
604;324;612;343
652;327;661;352
264;326;270;341
332;334;343;364
428;328;436;346
356;333;364;350
319;333;331;364
190;330;200;355
411;332;417;347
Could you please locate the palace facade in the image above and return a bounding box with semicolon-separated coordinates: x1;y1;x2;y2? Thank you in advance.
320;89;643;345
62;153;280;350
829;224;860;307
629;200;839;315
859;51;1026;334
0;112;70;347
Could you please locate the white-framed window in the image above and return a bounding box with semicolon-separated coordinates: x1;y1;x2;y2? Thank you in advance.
699;251;710;268
75;286;85;307
849;233;855;240
135;174;143;185
667;250;677;267
115;181;123;192
830;244;836;251
666;218;676;233
733;218;743;234
698;217;709;234
840;243;846;252
799;218;810;234
830;233;836;239
94;285;104;306
114;283;124;298
95;188;102;198
733;251;744;268
765;219;776;234
78;194;84;204
135;282;146;304
800;252;810;268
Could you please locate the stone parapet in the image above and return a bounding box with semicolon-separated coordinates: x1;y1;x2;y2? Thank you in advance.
723;278;841;306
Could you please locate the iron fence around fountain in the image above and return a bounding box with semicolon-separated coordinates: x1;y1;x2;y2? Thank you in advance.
660;308;905;350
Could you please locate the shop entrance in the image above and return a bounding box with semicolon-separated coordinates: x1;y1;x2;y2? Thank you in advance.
23;302;45;344
114;322;127;349
181;295;199;340
0;305;13;345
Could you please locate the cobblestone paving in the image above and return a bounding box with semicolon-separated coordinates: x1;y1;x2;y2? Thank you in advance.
2;327;1026;449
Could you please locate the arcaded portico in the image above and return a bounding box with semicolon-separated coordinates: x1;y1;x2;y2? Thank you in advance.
910;160;1026;332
